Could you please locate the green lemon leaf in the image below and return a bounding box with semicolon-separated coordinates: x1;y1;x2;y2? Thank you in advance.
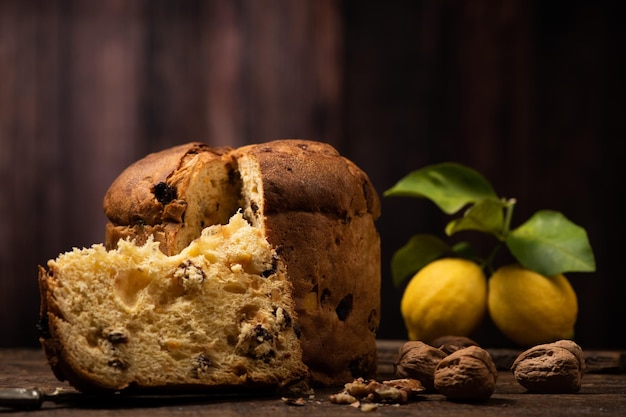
391;234;451;287
451;241;480;261
506;210;596;276
384;162;498;214
451;241;474;256
445;197;506;239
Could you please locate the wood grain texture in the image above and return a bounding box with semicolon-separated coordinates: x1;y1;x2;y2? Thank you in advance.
0;0;342;347
1;348;626;415
1;0;625;351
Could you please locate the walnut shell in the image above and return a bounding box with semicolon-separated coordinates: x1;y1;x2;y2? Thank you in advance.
434;345;498;401
394;341;447;391
430;335;479;355
511;340;585;393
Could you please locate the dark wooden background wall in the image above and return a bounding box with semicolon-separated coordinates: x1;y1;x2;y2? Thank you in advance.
1;0;624;349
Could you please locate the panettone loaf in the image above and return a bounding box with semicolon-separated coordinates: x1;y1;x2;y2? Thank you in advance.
103;139;382;386
38;213;308;393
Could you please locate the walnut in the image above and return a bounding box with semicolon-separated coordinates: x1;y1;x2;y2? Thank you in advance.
511;339;585;393
343;377;376;398
394;341;447;391
379;378;425;402
366;383;408;404
330;377;424;405
430;335;479;355
434;345;498;402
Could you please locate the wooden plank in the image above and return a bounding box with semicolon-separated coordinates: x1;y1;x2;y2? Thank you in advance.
1;348;626;416
0;0;64;348
236;0;343;146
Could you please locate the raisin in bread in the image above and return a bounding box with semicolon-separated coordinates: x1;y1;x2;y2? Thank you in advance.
38;213;308;393
103;139;381;386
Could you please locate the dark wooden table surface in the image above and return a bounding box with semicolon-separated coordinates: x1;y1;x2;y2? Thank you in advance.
2;344;626;416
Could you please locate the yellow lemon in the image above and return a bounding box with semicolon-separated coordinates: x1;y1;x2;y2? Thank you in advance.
400;258;487;343
487;264;578;346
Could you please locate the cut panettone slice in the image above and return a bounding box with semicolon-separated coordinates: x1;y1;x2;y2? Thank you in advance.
38;213;308;393
104;142;241;255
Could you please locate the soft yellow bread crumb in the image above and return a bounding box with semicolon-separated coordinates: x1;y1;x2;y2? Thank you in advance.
39;213;308;393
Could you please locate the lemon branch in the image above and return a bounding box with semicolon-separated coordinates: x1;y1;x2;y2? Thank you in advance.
483;244;502;275
385;163;596;286
501;198;517;241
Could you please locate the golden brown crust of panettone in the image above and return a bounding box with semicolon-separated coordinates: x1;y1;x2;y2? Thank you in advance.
103;142;240;254
102;139;381;387
233;140;381;386
103;142;213;225
233;140;380;217
262;211;380;385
